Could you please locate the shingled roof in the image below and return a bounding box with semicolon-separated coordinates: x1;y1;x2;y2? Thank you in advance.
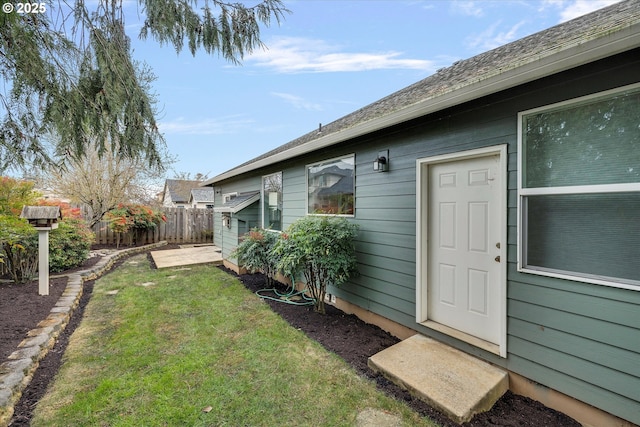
189;188;215;203
163;179;202;204
213;191;260;213
205;0;640;185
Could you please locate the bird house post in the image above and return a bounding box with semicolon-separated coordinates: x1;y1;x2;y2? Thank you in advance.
20;206;62;296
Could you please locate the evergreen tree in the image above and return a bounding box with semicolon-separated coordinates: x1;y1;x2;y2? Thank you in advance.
0;0;288;172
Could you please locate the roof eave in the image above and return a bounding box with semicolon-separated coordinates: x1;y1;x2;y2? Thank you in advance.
205;24;639;186
213;193;260;213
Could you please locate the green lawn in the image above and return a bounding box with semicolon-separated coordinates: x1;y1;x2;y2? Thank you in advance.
32;255;438;426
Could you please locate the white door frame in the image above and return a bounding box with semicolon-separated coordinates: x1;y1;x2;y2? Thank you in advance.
416;144;507;358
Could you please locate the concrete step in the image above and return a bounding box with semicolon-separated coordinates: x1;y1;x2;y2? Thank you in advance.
368;334;508;424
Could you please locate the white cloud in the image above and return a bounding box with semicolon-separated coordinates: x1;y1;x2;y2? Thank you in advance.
463;0;620;52
247;37;436;73
540;0;564;8
159;115;254;135
403;0;435;8
466;20;526;51
271;92;323;111
555;0;621;22
451;1;485;17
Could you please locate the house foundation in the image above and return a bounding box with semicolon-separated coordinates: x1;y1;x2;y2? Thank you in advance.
222;259;637;427
332;294;638;427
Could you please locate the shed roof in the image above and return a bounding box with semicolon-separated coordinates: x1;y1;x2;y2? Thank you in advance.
213;191;260;213
20;205;62;220
204;0;640;186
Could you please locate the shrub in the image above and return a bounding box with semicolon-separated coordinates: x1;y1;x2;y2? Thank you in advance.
49;218;95;272
272;216;359;314
34;199;95;271
0;176;39;216
36;199;83;220
105;204;166;247
0;215;38;284
231;228;280;286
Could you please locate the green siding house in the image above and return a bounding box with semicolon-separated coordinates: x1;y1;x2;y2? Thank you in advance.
204;2;640;425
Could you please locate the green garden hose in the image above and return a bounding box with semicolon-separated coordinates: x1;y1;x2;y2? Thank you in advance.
255;276;315;306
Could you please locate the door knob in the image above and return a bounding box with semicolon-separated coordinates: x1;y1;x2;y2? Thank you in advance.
494;256;500;262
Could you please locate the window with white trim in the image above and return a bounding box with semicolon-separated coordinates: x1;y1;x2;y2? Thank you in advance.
307;155;355;215
518;83;640;289
262;172;283;231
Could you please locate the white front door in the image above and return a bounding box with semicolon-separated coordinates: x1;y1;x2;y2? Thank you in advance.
418;147;505;351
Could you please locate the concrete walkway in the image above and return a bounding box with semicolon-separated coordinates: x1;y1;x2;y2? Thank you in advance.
150;244;223;269
368;334;508;424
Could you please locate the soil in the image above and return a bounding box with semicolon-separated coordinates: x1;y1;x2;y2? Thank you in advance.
2;247;581;426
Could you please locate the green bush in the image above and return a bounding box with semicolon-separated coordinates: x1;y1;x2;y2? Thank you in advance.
0;215;38;284
105;204;166;247
231;228;280;286
0;176;39;216
49;218;95;272
272;216;359;314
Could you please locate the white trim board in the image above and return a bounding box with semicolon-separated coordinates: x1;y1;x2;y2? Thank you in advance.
416;145;508;358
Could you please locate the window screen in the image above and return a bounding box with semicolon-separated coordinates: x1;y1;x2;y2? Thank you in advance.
520;84;640;288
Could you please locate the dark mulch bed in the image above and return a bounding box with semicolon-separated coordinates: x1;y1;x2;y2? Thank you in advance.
0;255;103;362
231;270;580;427
3;246;580;426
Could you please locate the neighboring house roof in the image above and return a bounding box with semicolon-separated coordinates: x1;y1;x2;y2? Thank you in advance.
163;179;202;204
213;191;260;213
204;0;640;186
189;188;215;204
316;175;354;196
309;165;352;179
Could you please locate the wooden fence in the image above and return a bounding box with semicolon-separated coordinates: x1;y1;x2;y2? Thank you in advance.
92;207;214;246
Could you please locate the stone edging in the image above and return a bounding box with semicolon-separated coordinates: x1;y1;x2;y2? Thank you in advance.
0;241;168;426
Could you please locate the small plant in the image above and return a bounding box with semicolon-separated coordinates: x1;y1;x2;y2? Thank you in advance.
0;215;38;284
231;228;280;286
273;216;359;314
105;204;166;247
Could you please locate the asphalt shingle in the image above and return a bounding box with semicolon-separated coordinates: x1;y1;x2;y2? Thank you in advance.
208;0;639;184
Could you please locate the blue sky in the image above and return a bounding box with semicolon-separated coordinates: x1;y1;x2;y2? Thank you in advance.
124;0;621;179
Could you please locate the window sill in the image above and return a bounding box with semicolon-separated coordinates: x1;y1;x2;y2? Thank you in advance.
518;266;639;291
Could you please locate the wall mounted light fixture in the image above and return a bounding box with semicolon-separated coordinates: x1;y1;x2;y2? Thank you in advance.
373;150;389;172
222;213;231;228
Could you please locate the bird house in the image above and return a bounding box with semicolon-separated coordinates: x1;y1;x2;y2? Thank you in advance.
19;206;63;296
20;206;62;230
